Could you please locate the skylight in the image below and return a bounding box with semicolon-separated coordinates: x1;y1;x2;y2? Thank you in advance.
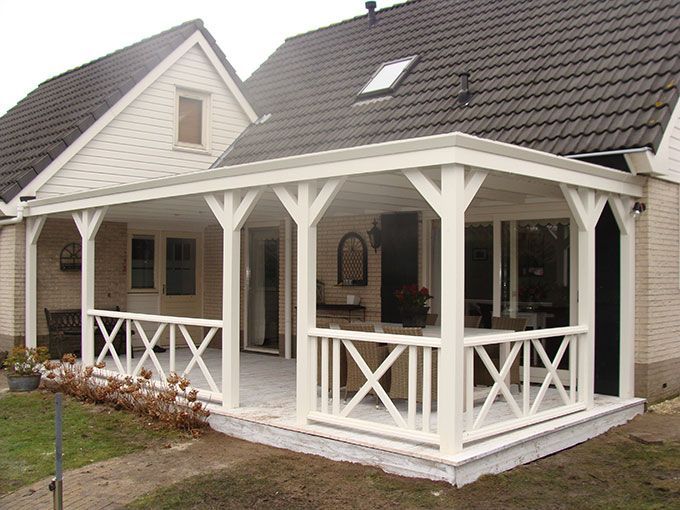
358;56;418;97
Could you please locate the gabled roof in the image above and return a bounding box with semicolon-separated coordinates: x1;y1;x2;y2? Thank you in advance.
218;0;680;167
0;19;248;203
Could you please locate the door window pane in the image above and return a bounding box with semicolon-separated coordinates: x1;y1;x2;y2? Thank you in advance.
177;96;203;145
166;238;196;295
502;219;571;370
465;223;493;325
131;236;155;289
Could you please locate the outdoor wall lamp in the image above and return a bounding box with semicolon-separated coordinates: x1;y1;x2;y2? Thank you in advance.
367;218;382;252
632;202;646;217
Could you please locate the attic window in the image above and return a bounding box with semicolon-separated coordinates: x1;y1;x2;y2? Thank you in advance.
175;89;210;151
358;56;418;97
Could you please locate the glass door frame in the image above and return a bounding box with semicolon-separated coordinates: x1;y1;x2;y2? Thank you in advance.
429;209;576;384
243;222;281;354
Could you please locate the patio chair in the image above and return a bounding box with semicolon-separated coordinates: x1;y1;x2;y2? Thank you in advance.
425;313;438;326
316;320;347;387
383;326;438;402
340;323;388;400
464;315;482;328
473;316;528;387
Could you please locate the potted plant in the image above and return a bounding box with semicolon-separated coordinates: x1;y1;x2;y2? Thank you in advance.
3;346;49;392
395;284;433;327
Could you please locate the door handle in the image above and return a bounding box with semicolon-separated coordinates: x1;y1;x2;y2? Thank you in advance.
162;284;166;295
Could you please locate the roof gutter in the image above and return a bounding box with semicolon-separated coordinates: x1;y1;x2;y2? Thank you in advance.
565;147;652;159
0;197;34;227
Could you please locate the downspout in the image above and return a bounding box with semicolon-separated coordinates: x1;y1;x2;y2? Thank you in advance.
0;199;30;227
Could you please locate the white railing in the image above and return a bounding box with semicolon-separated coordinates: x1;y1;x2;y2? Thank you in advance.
307;327;441;445
309;328;441;444
463;325;588;443
307;324;589;449
88;309;224;403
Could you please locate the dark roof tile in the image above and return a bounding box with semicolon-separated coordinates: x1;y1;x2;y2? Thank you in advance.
220;0;680;166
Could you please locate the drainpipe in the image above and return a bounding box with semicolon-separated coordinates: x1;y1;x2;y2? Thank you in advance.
0;197;33;227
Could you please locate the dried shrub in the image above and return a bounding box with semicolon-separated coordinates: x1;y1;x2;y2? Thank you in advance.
43;355;210;436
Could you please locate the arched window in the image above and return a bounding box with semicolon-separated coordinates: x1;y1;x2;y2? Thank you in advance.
337;232;368;286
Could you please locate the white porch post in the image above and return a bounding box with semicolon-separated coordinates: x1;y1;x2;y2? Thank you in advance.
25;216;46;348
439;164;466;454
284;215;293;359
560;186;606;408
609;195;636;399
404;164;486;454
205;188;263;409
72;207;108;365
274;178;345;424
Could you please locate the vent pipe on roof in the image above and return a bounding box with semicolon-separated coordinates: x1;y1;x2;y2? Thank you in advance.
458;71;472;105
366;1;378;27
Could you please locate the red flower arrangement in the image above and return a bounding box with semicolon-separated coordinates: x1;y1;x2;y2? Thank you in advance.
394;284;433;310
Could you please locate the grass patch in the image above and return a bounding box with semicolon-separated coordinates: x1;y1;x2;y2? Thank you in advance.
128;424;680;510
0;390;180;494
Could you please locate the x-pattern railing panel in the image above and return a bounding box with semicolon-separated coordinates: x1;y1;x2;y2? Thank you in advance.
340;340;408;428
178;325;220;394
95;316;125;374
469;333;579;432
132;320;168;379
312;329;438;436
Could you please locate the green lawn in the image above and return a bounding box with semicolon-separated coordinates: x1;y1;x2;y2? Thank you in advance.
0;390;179;494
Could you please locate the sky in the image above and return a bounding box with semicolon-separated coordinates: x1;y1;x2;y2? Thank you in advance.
0;0;405;115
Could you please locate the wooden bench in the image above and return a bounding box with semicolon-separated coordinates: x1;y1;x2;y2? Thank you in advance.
44;307;129;360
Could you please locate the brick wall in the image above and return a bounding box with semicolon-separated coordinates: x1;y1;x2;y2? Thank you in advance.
35;218;127;341
634;176;680;402
0;222;25;350
316;215;382;323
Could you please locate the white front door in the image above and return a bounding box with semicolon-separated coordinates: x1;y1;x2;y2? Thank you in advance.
160;232;203;321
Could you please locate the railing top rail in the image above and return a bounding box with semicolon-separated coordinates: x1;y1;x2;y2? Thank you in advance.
308;327;442;348
463;324;588;347
88;309;223;329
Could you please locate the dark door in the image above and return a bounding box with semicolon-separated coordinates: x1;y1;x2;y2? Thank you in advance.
594;204;620;396
381;212;419;323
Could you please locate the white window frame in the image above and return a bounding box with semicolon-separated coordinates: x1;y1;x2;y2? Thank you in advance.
358;55;418;98
128;231;160;294
174;88;211;152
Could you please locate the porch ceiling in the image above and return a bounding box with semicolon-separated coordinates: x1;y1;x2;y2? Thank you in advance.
71;169;568;227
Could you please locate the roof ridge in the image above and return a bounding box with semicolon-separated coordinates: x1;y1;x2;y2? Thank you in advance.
282;0;415;43
38;19;204;87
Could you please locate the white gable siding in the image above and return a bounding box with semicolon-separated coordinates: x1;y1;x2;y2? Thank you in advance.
37;44;250;198
667;111;680;177
651;100;680;181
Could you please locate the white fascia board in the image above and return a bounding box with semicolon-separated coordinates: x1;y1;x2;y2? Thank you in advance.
0;31;206;216
24;132;643;217
195;35;258;122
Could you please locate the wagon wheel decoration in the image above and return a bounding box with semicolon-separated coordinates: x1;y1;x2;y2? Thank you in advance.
337;232;368;286
60;242;82;271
